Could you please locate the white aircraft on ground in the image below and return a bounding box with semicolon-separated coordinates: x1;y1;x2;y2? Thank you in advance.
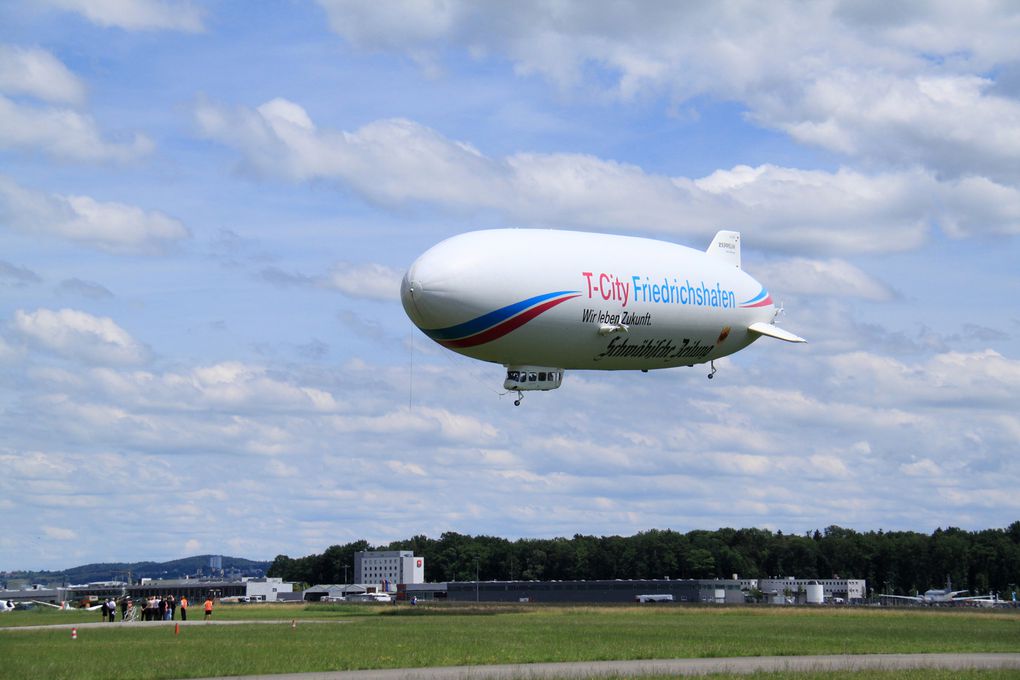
0;598;86;612
401;229;805;404
881;578;993;605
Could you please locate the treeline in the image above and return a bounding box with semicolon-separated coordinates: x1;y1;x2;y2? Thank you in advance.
3;556;270;587
267;523;1020;596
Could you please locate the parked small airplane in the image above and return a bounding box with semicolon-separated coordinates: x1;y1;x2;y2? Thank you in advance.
881;578;993;605
401;229;805;404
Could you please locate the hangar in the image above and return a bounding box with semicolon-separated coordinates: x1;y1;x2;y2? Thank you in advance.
438;579;746;604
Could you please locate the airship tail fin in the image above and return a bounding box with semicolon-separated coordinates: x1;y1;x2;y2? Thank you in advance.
748;321;807;343
707;230;741;269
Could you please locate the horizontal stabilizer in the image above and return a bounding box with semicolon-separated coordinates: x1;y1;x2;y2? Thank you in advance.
748;322;807;343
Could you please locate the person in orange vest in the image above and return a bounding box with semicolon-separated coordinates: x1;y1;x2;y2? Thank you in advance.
204;596;213;620
180;596;188;621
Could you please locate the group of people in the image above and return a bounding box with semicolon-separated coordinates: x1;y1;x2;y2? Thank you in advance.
98;595;214;622
139;594;188;621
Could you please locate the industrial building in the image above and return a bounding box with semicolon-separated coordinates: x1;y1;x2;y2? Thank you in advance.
400;577;867;604
434;579;747;603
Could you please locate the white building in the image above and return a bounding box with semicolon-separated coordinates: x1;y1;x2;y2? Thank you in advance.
242;577;293;602
757;577;866;603
353;550;424;587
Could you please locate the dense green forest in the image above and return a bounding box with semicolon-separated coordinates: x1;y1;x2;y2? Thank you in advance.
267;524;1020;597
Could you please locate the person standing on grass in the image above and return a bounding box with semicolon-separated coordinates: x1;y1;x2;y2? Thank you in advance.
204;596;213;620
180;596;188;621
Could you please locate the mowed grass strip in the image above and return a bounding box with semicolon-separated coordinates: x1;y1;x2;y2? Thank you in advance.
1;604;1018;680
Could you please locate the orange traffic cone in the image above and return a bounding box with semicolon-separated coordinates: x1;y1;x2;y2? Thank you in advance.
71;627;77;640
174;623;180;636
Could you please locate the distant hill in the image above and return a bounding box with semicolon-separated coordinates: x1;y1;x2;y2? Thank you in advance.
2;555;270;587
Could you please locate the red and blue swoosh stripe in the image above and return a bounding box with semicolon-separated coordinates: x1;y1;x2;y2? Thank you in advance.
739;287;773;308
424;291;580;349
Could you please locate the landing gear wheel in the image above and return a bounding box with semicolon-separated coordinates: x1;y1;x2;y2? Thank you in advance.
707;360;717;380
513;389;524;406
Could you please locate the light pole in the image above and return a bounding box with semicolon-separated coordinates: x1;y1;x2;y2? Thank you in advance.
475;558;479;603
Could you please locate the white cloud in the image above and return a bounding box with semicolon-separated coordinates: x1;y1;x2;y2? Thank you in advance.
267;459;299;478
4;336;1016;564
197;99;1020;253
690;165;933;253
188;362;339;412
63;194;188;253
0;335;19;363
328;406;499;446
317;2;1020;181
81;362;340;416
0;44;86;104
0;46;153;170
319;0;461;50
43;0;205;32
0;176;188;254
42;526;77;540
13;308;147;365
385;460;427;477
259;260;400;301
326;262;401;301
3;450;70;479
763;71;1020;183
939;175;1020;237
754;257;895;301
808;454;850;478
828;349;1020;409
0;95;153;162
197;99;505;208
900;458;942;477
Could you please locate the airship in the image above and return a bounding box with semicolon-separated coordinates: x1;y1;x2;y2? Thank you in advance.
401;229;805;404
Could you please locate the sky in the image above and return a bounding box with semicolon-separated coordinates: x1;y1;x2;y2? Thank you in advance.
1;1;1018;571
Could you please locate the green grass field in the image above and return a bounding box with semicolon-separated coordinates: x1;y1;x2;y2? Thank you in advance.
1;603;1018;679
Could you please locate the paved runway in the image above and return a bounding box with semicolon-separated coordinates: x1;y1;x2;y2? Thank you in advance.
189;653;1020;679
